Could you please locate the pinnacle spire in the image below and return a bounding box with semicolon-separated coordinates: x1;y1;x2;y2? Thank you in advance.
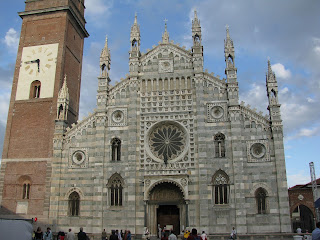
194;10;198;20
224;24;233;47
162;18;169;43
226;24;230;39
101;35;110;59
266;59;276;82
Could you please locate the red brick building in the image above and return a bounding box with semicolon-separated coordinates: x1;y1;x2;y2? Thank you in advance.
288;179;320;233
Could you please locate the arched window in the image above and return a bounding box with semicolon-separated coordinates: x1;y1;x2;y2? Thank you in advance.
214;133;225;158
212;170;229;205
256;188;267;214
111;138;121;161
68;191;80;216
30;80;41;99
132;39;137;47
108;174;123;206
22;183;30;199
194;34;200;43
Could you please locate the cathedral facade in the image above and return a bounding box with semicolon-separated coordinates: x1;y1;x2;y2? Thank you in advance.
0;0;291;236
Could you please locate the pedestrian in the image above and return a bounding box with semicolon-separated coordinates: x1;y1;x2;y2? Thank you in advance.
158;226;162;239
230;227;237;240
126;230;131;240
184;230;190;240
58;231;65;240
78;227;88;240
201;231;207;240
34;227;43;240
312;222;320;240
145;227;150;240
187;229;199;240
110;230;118;240
66;229;75;240
168;231;177;240
102;229;107;240
44;227;53;240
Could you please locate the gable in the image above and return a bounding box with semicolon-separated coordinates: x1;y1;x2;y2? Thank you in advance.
140;43;193;73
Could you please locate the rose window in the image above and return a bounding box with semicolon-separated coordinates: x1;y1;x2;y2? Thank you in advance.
147;121;187;163
211;106;224;119
250;143;266;159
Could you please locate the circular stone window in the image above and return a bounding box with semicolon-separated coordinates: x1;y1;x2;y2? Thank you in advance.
210;106;224;119
72;150;86;165
112;110;124;123
250;143;266;159
146;121;188;163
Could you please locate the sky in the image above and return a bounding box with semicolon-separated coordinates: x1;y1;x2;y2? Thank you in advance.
0;0;319;188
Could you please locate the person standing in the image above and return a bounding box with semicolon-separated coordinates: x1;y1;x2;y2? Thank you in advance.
102;229;107;240
201;231;207;240
187;229;199;240
312;222;320;240
168;231;177;240
34;227;43;240
230;227;237;240
110;230;118;240
184;230;190;240
126;230;131;240
43;228;53;240
78;227;87;240
66;229;75;240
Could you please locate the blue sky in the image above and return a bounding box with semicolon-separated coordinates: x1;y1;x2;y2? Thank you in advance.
0;0;320;187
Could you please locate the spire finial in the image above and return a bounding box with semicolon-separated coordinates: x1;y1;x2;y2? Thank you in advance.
105;35;108;47
226;24;230;39
134;12;137;24
268;58;271;71
194;9;198;19
164;18;168;30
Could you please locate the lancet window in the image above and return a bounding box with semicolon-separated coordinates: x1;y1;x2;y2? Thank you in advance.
111;138;121;161
108;174;124;206
22;183;30;199
212;170;229;205
214;133;225;158
256;187;267;214
68;191;80;216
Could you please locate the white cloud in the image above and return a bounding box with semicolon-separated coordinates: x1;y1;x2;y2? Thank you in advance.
315;46;320;55
85;0;112;26
271;63;291;79
287;171;310;188
239;83;268;115
280;87;289;94
3;28;19;51
313;37;320;55
0;92;10;125
307;97;315;103
286;125;320;141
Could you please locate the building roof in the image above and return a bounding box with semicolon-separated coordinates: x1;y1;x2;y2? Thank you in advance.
289;178;320;190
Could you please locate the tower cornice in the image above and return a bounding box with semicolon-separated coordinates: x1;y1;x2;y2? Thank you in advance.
19;6;89;38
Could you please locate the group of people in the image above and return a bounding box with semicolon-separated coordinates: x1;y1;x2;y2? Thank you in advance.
33;227;76;240
33;227;132;240
34;227;53;240
182;227;236;240
182;228;208;240
106;229;132;240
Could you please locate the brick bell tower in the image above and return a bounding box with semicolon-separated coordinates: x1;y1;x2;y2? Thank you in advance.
0;0;88;219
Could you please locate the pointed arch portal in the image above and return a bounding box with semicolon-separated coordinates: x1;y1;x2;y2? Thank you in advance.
146;182;187;236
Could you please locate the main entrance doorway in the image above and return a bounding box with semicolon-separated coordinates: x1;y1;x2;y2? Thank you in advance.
157;205;180;235
147;182;186;236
